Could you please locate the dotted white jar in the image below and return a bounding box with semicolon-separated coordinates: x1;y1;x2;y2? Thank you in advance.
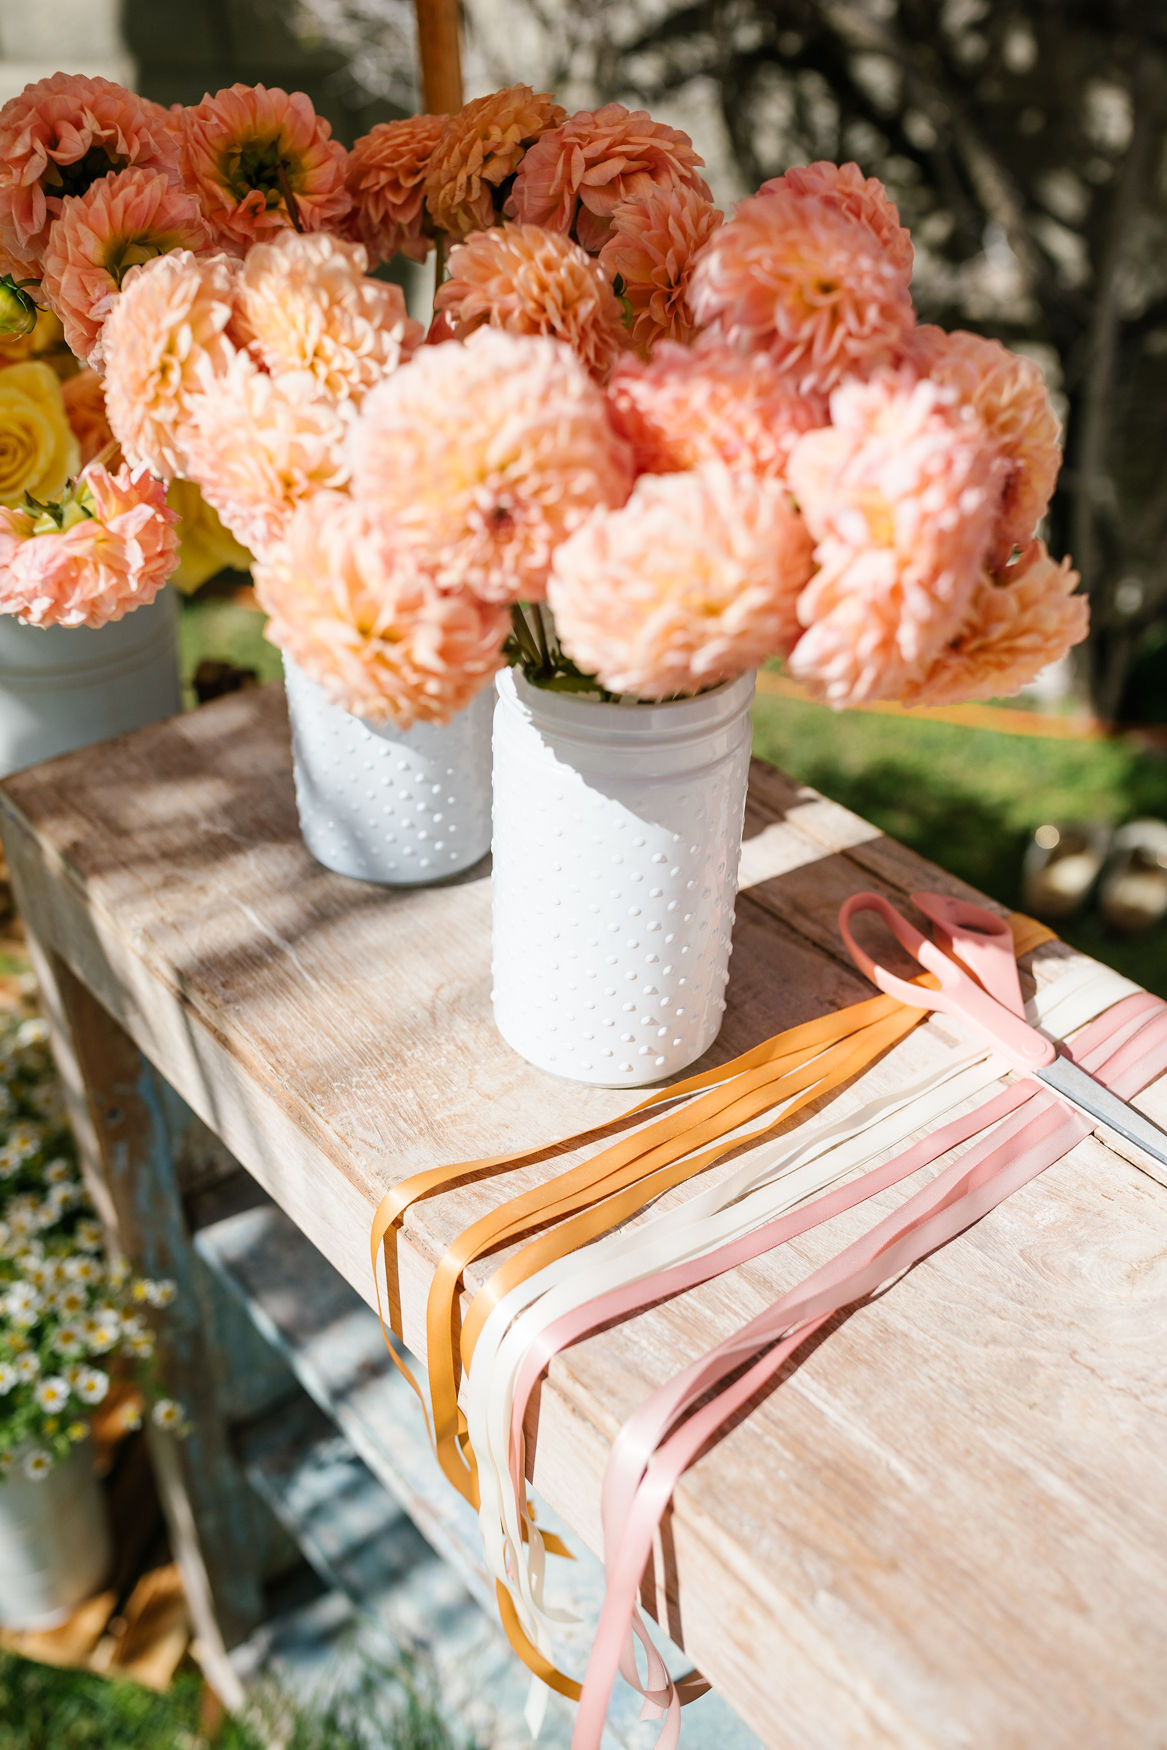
491;668;754;1087
284;660;493;885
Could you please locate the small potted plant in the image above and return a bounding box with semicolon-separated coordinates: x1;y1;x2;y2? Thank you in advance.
0;1012;184;1630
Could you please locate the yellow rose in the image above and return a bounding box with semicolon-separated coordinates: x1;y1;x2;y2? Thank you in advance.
0;360;80;507
167;477;253;593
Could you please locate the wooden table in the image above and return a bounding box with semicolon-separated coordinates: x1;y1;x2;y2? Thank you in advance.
2;683;1165;1749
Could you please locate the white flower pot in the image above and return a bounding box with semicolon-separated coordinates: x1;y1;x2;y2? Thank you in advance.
0;590;182;779
0;1444;112;1630
491;668;755;1087
283;659;493;885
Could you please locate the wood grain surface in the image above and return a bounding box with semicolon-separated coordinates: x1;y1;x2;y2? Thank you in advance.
2;683;1165;1750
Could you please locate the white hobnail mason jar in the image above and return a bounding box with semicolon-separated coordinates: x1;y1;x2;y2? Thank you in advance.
283;658;493;885
0;590;182;779
491;668;755;1087
0;1444;112;1630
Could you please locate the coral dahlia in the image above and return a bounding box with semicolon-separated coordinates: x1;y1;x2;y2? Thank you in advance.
688;184;916;393
0;73;179;274
0;462;178;628
231;230;423;404
62;368;121;467
101;249;238;479
435;223;628;379
597;183;722;352
787;374;1002;705
507;103;712;255
424;86;564;241
904;541;1087;706
346;115;445;264
758;161;913;279
254;491;509;726
350;328;633;604
904;325;1062;567
181;83;350;251
608;341;827;480
549;465;815;698
41;167;210;365
182;350;350;556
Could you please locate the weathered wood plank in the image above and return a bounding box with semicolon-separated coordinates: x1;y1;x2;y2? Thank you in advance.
0;683;1164;1749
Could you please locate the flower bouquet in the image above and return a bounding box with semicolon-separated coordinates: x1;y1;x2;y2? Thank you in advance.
0;72;1088;1077
0;1012;184;1627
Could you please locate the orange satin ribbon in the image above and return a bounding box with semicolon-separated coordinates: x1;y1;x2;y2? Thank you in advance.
369;911;1054;1698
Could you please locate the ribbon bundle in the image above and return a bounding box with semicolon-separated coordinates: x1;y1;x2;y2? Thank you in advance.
371;912;1165;1745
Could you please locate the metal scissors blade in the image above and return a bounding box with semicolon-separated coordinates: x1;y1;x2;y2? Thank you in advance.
1037;1056;1167;1169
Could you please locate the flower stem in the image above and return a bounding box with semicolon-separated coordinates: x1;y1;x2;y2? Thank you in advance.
276;164;305;233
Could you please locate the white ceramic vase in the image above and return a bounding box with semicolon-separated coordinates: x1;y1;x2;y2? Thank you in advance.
283;659;494;885
491;668;755;1087
0;1444;112;1630
0;590;182;779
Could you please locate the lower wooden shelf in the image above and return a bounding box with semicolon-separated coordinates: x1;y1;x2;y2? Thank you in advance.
195;1192;764;1750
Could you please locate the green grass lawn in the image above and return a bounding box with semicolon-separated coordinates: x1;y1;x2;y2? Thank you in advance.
178;592;1167;996
750;688;1167;994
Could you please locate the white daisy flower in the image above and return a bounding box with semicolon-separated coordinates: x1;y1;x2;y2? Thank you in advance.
6;1207;39;1236
151;1398;184;1431
66;1257;102;1285
28;1083;63;1118
51;1324;85;1359
75;1220;104;1253
34;1375;70;1413
81;1314;118;1354
7;1122;43;1160
126;1331;155;1359
8;1305;38;1331
0;1362;16;1395
44;1159;74;1187
62;1362;86;1389
50;1287;87;1319
107;1258;131;1290
13;1352;40;1381
0;1148;21;1180
77;1368;109;1406
21;1448;53;1481
4;1281;40;1314
16;1019;50;1050
145;1279;177;1308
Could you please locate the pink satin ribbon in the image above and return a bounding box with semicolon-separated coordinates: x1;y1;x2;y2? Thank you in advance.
499;990;1167;1748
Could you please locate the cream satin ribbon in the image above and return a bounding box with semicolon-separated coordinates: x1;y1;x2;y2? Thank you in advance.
462;953;1137;1699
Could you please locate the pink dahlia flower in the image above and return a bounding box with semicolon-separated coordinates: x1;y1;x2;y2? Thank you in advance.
608;341;828;480
182;350;350;556
759;161;913;279
435;223;628;379
350;328;633;605
62;368;121;467
904;540;1087;707
548;465;815;697
181;83;351;251
424;86;565;241
346;115;445;264
787;374;1002;706
41;167;210;366
904;324;1062;567
506;103;712;255
0;462;177;627
231;231;423;405
688;185;916;394
255;491;508;726
101;249;239;479
598;184;722;352
0;74;179;274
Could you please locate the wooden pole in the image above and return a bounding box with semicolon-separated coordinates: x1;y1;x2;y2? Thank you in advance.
414;0;464;114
